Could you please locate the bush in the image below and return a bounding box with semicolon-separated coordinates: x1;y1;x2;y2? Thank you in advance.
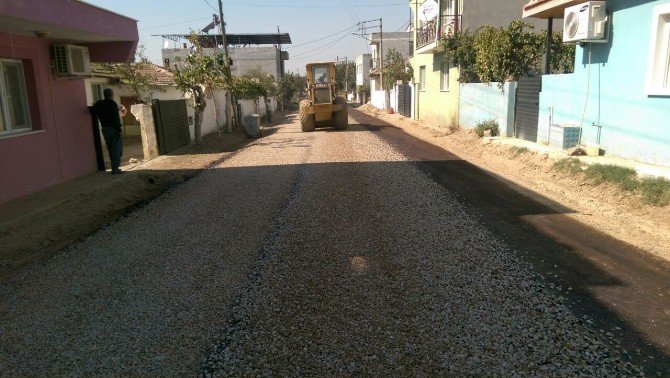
553;158;584;174
638;177;670;206
584;164;638;191
474;119;499;137
510;146;529;157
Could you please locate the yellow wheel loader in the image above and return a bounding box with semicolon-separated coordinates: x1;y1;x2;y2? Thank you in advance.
299;62;348;132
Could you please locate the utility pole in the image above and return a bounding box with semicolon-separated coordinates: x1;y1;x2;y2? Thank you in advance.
217;0;236;131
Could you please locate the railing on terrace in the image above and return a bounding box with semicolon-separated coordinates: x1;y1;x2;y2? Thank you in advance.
416;14;462;50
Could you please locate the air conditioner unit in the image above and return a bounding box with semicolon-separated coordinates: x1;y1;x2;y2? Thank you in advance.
52;44;91;76
563;1;608;43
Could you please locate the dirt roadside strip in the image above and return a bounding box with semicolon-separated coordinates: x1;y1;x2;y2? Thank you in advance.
355;105;670;264
0;118;282;282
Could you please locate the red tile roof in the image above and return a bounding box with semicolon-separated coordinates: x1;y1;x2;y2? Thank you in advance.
91;63;175;85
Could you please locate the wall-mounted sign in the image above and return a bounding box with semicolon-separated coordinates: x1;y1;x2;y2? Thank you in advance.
420;0;439;22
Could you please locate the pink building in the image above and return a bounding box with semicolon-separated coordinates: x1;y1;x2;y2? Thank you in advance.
0;0;138;204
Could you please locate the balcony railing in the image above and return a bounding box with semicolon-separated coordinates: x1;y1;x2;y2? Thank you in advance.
416;14;462;50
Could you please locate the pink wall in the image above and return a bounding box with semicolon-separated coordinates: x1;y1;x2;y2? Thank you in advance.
0;33;97;204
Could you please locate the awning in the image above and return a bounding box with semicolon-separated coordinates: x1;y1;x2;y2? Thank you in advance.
522;0;587;19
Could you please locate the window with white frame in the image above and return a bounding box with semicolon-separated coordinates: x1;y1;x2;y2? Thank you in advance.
645;3;670;96
419;65;426;91
91;83;104;103
0;59;31;134
440;61;450;91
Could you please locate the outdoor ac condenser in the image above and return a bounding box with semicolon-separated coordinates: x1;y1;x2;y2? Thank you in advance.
563;1;608;43
52;44;92;76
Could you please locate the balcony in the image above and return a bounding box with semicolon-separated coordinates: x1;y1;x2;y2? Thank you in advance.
416;14;462;54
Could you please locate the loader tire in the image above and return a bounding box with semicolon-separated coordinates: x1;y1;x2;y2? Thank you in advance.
334;97;348;130
299;99;315;132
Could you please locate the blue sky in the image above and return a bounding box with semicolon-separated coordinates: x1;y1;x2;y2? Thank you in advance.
85;0;410;74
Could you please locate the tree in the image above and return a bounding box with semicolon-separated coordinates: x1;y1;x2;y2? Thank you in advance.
172;34;226;145
382;48;413;91
276;71;306;109
441;31;479;83
232;67;277;122
335;61;355;94
474;21;545;85
101;45;165;104
549;32;576;74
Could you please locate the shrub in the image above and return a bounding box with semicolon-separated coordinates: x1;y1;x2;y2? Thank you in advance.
474;119;499;137
553;158;584;174
510;146;529;157
638;177;670;206
584;164;638;191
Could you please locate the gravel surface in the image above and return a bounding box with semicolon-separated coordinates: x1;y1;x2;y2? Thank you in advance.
0;119;313;375
1;114;644;375
200;119;643;376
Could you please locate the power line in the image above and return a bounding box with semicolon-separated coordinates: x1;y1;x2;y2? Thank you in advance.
139;17;214;31
285;24;356;50
292;33;351;60
202;0;217;12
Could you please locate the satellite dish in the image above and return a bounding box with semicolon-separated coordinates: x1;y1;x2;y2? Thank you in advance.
565;11;580;38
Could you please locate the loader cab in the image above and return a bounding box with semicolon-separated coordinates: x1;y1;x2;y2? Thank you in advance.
306;63;335;104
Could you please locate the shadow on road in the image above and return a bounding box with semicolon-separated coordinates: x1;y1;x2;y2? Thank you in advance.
350;109;670;374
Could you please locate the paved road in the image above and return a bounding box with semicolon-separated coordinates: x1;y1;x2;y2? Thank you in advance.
0;110;665;375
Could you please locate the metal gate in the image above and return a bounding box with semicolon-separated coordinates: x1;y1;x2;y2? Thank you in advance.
396;83;412;117
152;99;190;154
514;77;542;142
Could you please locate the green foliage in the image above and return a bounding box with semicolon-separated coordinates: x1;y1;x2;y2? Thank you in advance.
584;164;639;190
550;32;576;73
638;177;670;206
474;21;545;86
276;71;306;104
100;45;165;104
441;22;575;84
474;119;499;137
553;160;670;206
357;83;370;99
382;48;413;91
335;61;355;94
553;158;584;174
172;37;226;111
233;66;275;100
510;146;529;156
441;31;478;83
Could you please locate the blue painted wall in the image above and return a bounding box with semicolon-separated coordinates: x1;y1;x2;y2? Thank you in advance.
538;0;670;166
459;82;517;137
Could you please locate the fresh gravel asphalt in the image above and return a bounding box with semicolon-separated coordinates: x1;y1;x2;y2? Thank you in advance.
1;113;644;375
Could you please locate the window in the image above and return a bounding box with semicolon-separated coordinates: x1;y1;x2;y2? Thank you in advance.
419;65;426;91
440;61;450;91
0;59;31;134
312;65;329;84
646;3;670;96
91;83;104;103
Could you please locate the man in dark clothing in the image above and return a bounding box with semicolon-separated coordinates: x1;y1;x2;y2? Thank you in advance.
93;88;125;174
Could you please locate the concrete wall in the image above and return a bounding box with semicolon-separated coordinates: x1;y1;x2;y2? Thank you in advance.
537;0;670;166
459;82;517;137
162;46;283;79
462;0;560;31
0;33;98;204
370;77;385;109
